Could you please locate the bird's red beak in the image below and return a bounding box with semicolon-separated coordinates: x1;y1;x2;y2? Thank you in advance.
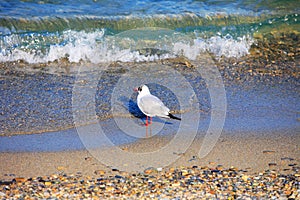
133;87;138;92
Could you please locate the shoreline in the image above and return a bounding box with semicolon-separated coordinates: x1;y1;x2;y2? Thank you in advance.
1;56;299;137
1;128;299;180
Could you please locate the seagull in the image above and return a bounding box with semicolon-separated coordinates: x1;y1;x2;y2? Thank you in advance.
134;84;181;126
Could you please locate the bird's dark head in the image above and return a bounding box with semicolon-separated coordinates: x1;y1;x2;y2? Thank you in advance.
134;85;150;95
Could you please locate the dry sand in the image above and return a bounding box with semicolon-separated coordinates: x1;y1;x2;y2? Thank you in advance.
1;129;299;180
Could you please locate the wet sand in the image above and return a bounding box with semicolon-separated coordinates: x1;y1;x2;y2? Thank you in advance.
1;128;299;180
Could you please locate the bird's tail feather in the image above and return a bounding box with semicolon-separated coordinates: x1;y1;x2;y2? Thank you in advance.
168;113;181;120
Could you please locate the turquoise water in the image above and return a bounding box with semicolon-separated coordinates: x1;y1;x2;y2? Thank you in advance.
0;0;299;149
0;0;299;64
1;0;298;19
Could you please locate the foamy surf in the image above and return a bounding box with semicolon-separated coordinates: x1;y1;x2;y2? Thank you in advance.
0;29;253;64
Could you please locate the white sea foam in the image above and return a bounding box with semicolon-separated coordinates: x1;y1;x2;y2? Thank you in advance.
0;29;253;64
173;35;253;60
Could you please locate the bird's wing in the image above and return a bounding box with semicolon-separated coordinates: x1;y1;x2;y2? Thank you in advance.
139;94;170;117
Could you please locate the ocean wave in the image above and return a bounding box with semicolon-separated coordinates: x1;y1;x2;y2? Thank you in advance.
0;28;254;64
0;12;267;34
173;35;253;60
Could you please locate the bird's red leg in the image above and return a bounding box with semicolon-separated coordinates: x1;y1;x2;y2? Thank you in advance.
149;117;152;125
145;116;148;126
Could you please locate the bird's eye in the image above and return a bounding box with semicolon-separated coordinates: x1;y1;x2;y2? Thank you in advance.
138;87;142;91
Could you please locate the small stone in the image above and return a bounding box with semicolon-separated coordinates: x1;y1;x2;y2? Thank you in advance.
94;170;105;175
241;175;249;182
115;175;123;179
181;170;189;176
281;157;294;161
85;157;92;161
268;163;277;167
50;174;58;179
263;150;276;154
43;191;51;197
229;166;238;171
185;61;193;68
169;167;175;173
99;184;106;189
106;186;114;192
144;167;156;174
44;181;52;186
285;190;292;196
57;166;65;171
14;177;27;183
171;182;181;187
216;165;223;170
121;147;128;151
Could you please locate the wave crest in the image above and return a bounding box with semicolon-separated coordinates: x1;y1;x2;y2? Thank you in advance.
0;28;253;64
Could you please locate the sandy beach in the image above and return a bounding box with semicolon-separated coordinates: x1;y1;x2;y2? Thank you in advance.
1;128;299;180
1;129;299;198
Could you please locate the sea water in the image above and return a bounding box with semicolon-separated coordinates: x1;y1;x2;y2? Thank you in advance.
0;0;299;63
0;1;299;150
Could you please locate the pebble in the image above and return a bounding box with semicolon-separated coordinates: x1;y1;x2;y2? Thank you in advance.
56;166;65;171
13;177;27;183
1;165;299;199
94;170;105;175
268;163;277;167
263;150;276;154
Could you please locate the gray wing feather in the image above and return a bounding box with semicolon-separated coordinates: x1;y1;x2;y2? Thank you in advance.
139;95;169;117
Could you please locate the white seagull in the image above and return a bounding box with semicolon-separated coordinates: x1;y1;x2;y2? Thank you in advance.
134;84;181;126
